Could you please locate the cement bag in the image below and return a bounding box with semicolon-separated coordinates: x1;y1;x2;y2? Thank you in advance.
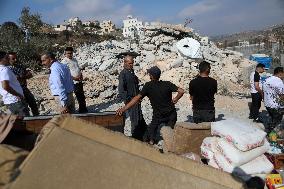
200;137;218;159
176;37;202;59
211;118;266;151
214;153;273;175
217;138;269;166
208;159;220;169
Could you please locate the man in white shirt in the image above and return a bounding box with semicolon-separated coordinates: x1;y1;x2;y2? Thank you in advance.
263;67;284;133
0;51;29;116
249;63;265;122
61;47;87;113
41;52;75;114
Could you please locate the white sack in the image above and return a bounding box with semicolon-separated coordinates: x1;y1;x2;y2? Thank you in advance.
214;153;273;175
176;37;202;59
217;138;269;166
200;137;218;159
211;118;266;151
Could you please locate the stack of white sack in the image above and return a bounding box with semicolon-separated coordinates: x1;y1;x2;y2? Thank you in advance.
201;118;273;175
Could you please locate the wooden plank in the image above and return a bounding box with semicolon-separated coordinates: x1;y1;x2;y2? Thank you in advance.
13;112;124;134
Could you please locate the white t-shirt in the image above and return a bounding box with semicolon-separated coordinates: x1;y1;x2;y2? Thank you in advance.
61;57;81;84
263;75;284;109
250;71;262;93
0;65;24;104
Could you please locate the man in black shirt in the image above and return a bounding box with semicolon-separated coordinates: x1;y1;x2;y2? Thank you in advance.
249;63;265;122
118;55;147;141
117;66;184;144
189;61;217;123
8;52;39;116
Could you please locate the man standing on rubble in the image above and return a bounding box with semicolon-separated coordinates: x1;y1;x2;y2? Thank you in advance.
41;52;75;114
117;66;184;144
8;52;39;116
249;63;265;122
61;47;88;113
0;51;29;116
263;67;284;133
189;61;217;123
118;55;147;141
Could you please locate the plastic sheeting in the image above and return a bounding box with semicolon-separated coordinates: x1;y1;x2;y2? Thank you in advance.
176;37;202;59
250;54;272;69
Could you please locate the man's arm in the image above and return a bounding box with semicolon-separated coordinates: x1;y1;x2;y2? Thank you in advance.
254;82;262;94
1;80;23;99
116;94;142;116
172;87;184;104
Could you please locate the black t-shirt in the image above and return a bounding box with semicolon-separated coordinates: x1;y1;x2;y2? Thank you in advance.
140;80;178;118
189;76;217;110
254;71;260;82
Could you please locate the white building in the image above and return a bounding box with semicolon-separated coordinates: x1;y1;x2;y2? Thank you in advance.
53;24;71;32
68;17;82;27
123;15;145;38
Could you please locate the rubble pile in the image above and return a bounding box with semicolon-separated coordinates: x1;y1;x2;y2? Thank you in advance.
1;23;257;130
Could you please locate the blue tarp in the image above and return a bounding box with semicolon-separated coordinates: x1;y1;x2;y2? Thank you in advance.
249;55;272;69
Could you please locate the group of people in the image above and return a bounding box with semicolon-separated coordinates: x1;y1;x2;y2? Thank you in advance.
1;46;283;144
117;56;217;144
249;63;284;133
0;47;88;117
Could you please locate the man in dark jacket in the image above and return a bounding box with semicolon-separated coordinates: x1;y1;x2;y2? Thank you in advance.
118;55;146;141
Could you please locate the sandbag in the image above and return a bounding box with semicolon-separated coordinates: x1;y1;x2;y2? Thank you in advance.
200;137;218;159
214;153;273;175
211;118;266;151
216;138;269;166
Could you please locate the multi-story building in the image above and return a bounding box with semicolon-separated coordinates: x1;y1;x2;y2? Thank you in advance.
123;15;145;38
100;20;115;34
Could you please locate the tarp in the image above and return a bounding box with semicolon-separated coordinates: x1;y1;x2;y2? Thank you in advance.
176;37;202;59
250;54;272;69
7;116;245;189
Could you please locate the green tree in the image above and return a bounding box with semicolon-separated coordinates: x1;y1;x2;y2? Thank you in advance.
0;22;24;52
19;7;43;33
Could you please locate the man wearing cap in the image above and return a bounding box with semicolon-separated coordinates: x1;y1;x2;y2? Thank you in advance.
189;61;217;123
118;55;147;140
0;51;30;116
249;63;265;122
61;47;88;113
8;52;39;116
117;66;184;144
41;52;75;114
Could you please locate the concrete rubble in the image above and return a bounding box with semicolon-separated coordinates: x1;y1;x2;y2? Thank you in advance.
0;23;257;136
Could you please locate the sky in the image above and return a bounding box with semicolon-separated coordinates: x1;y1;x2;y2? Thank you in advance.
0;0;284;36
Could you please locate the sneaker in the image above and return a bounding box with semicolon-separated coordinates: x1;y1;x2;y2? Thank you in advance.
248;116;254;119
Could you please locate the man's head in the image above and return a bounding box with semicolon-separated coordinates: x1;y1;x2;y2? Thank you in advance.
65;47;74;59
0;51;9;66
123;55;134;70
41;52;56;68
199;61;211;75
274;67;284;79
255;63;265;74
147;66;161;80
8;52;17;65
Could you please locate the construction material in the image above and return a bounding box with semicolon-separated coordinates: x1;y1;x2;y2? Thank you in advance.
211;118;266;151
8;116;245;189
217;138;270;166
